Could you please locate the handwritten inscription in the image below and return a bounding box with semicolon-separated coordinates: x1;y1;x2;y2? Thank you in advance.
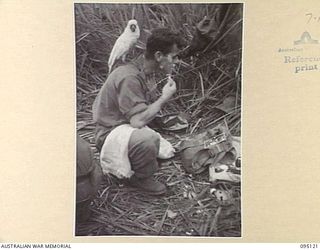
306;13;320;23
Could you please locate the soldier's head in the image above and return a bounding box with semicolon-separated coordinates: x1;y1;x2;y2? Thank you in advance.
145;28;184;74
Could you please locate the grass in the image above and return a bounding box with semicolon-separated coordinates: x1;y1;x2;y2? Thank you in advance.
75;3;242;237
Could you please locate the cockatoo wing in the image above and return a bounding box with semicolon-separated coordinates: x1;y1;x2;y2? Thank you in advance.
108;35;128;72
108;33;138;72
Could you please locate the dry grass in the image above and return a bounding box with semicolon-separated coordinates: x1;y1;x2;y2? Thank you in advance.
75;3;242;237
76;158;241;236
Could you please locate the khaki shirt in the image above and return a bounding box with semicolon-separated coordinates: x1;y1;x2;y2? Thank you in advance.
92;56;157;151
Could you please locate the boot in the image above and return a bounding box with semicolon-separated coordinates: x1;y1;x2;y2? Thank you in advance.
128;175;167;195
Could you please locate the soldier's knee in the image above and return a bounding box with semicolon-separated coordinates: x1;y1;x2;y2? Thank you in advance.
139;128;160;148
130;128;160;151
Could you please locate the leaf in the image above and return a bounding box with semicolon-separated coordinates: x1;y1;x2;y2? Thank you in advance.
143;28;152;35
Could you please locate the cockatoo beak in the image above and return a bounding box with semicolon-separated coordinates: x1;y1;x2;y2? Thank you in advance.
130;24;136;32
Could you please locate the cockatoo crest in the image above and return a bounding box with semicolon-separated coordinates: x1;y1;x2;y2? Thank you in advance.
108;19;140;73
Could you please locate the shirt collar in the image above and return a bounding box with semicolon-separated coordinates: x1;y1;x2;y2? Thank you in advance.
130;54;145;76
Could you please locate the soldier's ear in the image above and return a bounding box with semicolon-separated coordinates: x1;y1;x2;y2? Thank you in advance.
154;51;164;62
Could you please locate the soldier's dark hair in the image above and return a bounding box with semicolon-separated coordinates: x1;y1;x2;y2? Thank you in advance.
145;28;184;60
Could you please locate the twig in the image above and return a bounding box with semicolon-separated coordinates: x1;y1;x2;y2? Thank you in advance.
189;118;202;134
100;218;147;235
167;179;184;187
198;72;205;98
230;119;241;133
178;209;201;236
113;208;133;222
208;206;222;236
157;207;169;234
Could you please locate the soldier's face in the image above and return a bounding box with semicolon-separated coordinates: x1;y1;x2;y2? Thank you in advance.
160;44;180;75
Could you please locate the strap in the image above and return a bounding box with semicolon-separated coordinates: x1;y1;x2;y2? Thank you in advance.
207;140;233;157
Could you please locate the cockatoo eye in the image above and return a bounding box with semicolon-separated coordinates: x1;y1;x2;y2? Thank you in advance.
130;24;136;32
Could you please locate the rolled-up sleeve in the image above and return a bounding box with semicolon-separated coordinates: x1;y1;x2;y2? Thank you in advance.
118;76;148;120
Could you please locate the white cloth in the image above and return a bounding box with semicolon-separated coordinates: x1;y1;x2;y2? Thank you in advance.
100;124;136;178
100;124;175;179
152;128;175;160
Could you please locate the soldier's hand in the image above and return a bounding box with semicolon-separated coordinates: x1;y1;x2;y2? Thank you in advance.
161;76;176;102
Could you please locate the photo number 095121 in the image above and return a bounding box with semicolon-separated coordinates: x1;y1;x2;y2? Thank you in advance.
300;244;319;249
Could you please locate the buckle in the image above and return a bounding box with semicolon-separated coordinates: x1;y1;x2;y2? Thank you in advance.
204;132;227;149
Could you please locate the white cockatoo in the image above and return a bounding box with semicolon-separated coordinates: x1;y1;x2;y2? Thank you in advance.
108;19;140;73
